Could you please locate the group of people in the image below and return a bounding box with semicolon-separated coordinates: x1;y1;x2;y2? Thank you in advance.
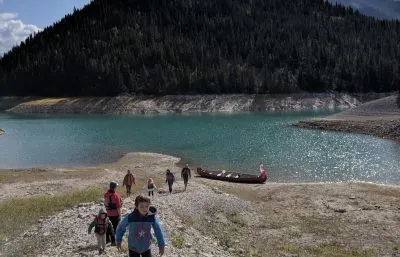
122;164;192;196
87;164;192;256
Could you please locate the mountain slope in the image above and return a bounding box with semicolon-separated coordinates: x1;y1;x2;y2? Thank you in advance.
330;0;400;20
0;0;400;96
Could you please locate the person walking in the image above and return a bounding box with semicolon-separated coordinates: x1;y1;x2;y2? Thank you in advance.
165;169;175;194
123;169;136;197
104;181;122;245
181;164;191;191
88;208;114;254
116;194;166;257
147;178;157;197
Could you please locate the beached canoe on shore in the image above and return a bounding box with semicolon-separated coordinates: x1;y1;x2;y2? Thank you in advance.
196;162;267;184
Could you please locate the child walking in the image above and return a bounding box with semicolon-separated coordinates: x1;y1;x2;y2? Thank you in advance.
88;208;114;254
147;178;157;197
116;194;166;257
165;169;175;194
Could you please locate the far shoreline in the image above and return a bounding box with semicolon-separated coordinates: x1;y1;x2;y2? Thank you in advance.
293;94;400;143
0;92;388;114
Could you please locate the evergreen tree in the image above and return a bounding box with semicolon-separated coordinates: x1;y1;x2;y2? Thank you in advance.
0;0;399;96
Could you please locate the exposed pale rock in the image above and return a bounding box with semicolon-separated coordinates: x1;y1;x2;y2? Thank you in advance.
5;93;370;114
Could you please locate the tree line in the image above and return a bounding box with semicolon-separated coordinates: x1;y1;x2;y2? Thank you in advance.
0;0;399;96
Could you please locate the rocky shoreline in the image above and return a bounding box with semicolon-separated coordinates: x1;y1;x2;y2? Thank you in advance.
295;119;400;142
294;95;400;142
1;152;400;257
1;93;373;114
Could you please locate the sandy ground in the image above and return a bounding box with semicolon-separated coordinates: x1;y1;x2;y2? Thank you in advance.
1;152;400;257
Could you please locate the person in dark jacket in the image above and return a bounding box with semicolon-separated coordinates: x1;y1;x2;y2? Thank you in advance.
181;164;191;191
165;169;175;194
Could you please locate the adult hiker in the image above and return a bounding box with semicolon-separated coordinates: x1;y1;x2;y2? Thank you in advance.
123;169;136;197
104;181;122;245
165;169;175;194
181;164;191;191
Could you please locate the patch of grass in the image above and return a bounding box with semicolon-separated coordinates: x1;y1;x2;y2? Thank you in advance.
278;243;375;257
288;230;302;238
265;219;287;229
311;243;375;257
358;184;400;197
228;212;246;227
298;216;342;236
0;168;100;183
0;187;104;240
171;235;185;248
219;232;234;250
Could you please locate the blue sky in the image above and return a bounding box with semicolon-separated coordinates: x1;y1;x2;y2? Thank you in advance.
0;0;90;55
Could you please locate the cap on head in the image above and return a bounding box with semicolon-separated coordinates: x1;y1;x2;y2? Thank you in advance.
185;164;189;167
98;208;107;214
110;181;118;189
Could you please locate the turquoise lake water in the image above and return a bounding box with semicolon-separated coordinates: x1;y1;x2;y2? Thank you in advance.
0;111;399;184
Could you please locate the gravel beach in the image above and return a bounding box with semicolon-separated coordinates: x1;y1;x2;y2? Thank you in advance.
1;152;400;257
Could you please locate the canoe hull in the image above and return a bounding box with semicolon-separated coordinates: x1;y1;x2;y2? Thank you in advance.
196;168;267;184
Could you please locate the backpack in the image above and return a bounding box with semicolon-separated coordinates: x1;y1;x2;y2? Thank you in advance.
167;173;174;182
106;193;117;210
94;216;108;235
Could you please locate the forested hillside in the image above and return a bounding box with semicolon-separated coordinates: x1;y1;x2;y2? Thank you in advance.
0;0;399;96
331;0;400;20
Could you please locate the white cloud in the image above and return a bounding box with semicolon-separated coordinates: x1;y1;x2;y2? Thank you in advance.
0;12;18;21
0;12;41;56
